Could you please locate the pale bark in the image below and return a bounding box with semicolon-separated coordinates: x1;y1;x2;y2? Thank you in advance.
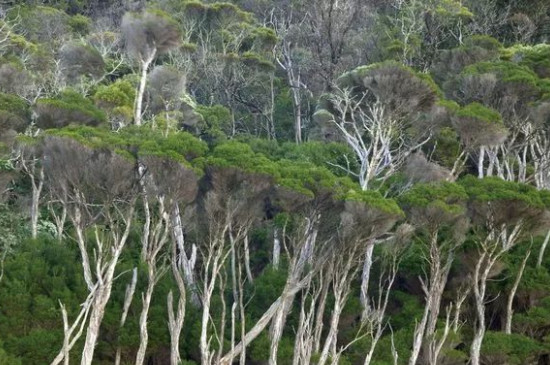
115;268;138;365
30;166;44;239
243;234;253;283
470;223;524;364
167;234;187;365
363;258;399;365
478;145;485;179
219;274;313;365
318;253;357;365
505;250;530;334
134;51;156;126
50;292;94;365
19;154;44;239
171;203;199;304
537;229;550;268
136;199;170;365
470;250;499;365
360;243;375;320
269;217;320;364
409;290;431;365
273;227;281;270
329;92;430;190
80;202;136;365
412;231;456;365
47;200;66;241
271;10;305;144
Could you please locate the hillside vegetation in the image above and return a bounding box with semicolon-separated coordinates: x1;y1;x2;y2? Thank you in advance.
1;0;550;364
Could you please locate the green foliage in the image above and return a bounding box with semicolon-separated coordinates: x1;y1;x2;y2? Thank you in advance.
94;80;136;109
464;35;503;52
46;125;208;164
456;102;502;124
345;189;403;217
195;104;232;143
481;331;544;364
8;6;70;44
463;61;539;87
0;93;30;131
240;51;275;71
399;181;467;214
459;176;547;209
0;237;86;364
36;89;107;128
68;14;91;35
502;44;550;77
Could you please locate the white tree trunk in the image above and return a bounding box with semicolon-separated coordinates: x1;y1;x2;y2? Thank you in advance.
30;167;44;239
167;235;187;365
244;234;253;282
135;268;155;365
537;229;550;268
505;250;530;334
470;253;492;365
134;52;156;126
408;293;431;365
360;243;375;320
478;146;485;179
273;228;281;270
220;275;313;365
115;268;137;365
171;203;199;305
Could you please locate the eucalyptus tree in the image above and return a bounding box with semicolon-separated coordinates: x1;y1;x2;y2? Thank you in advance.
195;164;272;365
121;10;181;125
135;156;198;365
452;102;508;179
400;182;469;365
459;176;550;365
315;61;439;190
316;191;405;365
41;137;138;365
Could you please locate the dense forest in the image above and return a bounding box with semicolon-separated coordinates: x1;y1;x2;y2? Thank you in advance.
2;0;550;364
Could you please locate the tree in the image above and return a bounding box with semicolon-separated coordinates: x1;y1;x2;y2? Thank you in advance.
35;89;107;129
459;176;550;365
400;182;469;365
59;42;105;86
121;10;181;126
195;165;272;365
315;62;438;190
41;137;138;365
135;156;198;365
452;103;508;179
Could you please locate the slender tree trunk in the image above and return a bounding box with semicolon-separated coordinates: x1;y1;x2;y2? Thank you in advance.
81;210;134;365
167;238;187;365
478;146;485;179
273;227;281;270
290;75;302;143
81;286;110;365
135;267;155;365
269;220;319;364
409;293;431;365
505;250;530;334
470;253;492;365
51;294;94;365
30;167;44;239
134;52;156;126
537;229;550;268
360;243;375;320
115;268;137;365
318;291;344;365
220;275;313;365
171;203;199;305
244;235;253;282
